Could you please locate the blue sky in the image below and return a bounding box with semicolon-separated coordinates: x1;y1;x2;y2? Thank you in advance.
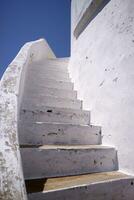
0;0;71;78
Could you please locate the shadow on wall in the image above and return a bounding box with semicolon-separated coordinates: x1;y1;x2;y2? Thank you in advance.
74;0;111;39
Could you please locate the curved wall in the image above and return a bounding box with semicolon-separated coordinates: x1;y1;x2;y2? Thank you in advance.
69;0;134;174
0;39;55;200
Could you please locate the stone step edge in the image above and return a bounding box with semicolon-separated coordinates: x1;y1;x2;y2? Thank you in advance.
20;144;115;150
20;105;89;114
19;121;100;128
25;171;133;194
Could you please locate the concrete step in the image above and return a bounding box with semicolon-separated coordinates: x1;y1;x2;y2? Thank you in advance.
28;67;70;80
22;96;82;110
48;57;70;63
36;58;69;66
24;87;77;100
26;171;134;200
29;62;68;73
21;145;118;179
19;122;101;145
20;106;90;125
46;58;70;67
25;78;74;91
28;72;71;82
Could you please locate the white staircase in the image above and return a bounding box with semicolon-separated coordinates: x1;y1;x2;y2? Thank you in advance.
19;58;134;199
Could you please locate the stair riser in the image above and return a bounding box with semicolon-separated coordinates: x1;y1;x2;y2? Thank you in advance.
20;109;90;125
19;123;101;145
47;58;69;63
46;59;69;65
28;70;69;79
26;74;71;83
28;73;71;82
22;97;82;110
21;148;118;179
25;80;73;91
29;64;68;73
24;88;77;100
28;178;134;200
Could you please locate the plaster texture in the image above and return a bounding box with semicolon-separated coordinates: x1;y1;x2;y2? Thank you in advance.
69;0;134;174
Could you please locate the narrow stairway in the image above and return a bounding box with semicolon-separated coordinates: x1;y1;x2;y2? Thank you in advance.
19;58;134;200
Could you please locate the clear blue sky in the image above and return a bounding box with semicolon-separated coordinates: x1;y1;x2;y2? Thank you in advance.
0;0;71;78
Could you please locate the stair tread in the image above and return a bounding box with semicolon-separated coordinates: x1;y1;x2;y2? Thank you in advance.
44;171;131;191
26;171;132;193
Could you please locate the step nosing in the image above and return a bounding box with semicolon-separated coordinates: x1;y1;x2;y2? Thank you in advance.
21;106;89;113
20;144;114;150
19;121;99;127
27;80;73;85
42;176;133;193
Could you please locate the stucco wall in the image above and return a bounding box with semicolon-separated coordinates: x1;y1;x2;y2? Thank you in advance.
69;0;134;174
0;39;55;200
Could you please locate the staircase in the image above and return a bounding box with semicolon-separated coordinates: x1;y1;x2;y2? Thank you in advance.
19;58;134;199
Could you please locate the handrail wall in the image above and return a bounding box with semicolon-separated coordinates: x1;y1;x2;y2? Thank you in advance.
0;39;55;200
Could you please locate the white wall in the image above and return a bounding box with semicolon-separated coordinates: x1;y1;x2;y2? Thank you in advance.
0;38;55;200
69;0;134;174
